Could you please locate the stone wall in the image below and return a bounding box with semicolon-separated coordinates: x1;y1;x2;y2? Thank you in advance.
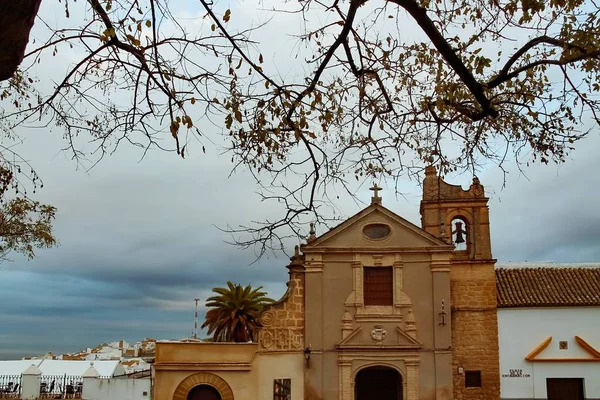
451;263;500;400
258;252;305;352
420;166;500;400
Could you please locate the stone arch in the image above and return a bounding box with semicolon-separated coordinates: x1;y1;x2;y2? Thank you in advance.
445;208;473;231
172;372;234;400
446;209;473;253
351;362;405;384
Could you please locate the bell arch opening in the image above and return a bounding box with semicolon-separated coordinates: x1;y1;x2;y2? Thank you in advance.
355;366;402;400
450;216;469;251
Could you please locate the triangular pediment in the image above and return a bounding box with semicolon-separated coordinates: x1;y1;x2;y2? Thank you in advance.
336;326;422;350
525;336;600;362
304;204;450;250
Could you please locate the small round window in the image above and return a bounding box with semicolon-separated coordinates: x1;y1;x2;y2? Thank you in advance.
362;223;391;240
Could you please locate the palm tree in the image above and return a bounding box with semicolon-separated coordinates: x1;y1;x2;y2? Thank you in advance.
201;281;274;342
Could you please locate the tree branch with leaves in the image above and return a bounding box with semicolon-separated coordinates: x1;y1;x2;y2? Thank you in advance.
1;0;599;258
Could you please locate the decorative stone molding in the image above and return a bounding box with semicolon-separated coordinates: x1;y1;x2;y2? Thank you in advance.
260;311;275;327
304;261;324;273
341;311;353;339
393;260;411;306
172;372;234;400
360;221;394;244
348;254;413;322
260;328;303;351
370;326;387;343
338;358;420;400
337;360;352;400
396;327;421;347
405;309;417;340
258;259;305;352
405;361;420;400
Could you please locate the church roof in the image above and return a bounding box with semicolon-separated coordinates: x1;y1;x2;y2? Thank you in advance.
303;202;451;249
496;267;600;308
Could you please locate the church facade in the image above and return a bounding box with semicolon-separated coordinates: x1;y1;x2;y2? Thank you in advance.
154;166;501;400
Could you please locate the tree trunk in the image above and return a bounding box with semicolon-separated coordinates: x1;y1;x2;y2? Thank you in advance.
0;0;43;81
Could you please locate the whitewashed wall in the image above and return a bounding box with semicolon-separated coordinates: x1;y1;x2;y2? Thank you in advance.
83;378;151;400
498;307;600;399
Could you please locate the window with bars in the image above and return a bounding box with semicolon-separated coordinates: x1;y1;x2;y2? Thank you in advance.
273;378;291;400
363;266;393;306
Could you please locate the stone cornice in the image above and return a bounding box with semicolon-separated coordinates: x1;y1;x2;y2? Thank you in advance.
154;362;253;371
303;246;454;254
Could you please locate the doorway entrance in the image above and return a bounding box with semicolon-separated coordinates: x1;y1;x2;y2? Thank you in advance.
546;378;584;400
355;366;402;400
187;384;222;400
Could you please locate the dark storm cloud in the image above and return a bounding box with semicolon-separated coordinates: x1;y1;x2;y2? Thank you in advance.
0;128;293;358
2;128;599;359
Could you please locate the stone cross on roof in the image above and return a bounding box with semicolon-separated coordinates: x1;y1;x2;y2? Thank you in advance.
370;183;382;205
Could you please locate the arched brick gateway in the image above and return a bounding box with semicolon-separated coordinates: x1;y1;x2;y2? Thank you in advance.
172;372;234;400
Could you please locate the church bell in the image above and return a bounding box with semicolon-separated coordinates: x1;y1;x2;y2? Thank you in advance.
453;221;466;244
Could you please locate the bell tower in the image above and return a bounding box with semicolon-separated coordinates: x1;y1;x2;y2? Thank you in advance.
419;166;500;400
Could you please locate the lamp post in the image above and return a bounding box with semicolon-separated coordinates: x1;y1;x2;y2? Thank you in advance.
304;346;312;368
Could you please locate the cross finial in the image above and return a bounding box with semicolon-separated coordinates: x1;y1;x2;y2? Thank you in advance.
369;183;383;204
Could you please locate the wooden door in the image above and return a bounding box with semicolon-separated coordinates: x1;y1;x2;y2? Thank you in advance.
355;366;402;400
187;385;222;400
546;378;584;400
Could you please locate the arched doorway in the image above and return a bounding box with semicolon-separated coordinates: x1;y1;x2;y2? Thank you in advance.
187;384;222;400
172;372;234;400
355;366;402;400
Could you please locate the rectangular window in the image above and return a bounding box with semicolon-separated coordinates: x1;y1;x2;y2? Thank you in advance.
364;266;393;306
465;371;482;388
274;378;291;400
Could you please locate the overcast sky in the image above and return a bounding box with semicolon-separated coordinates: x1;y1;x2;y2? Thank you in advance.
0;0;599;360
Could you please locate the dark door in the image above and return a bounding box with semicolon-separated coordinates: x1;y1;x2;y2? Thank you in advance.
187;384;222;400
355;366;402;400
547;378;584;400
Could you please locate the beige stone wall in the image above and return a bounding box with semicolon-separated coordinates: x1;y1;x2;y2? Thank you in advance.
258;263;305;352
153;342;259;400
450;262;500;400
302;207;455;400
154;335;305;400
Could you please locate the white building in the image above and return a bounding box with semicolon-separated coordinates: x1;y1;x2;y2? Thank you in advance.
38;360;125;377
0;360;42;376
496;265;600;400
0;360;125;377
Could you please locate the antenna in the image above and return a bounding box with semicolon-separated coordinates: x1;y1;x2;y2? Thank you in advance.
193;298;200;339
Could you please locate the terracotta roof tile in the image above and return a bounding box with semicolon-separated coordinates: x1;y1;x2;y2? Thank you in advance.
496;267;600;308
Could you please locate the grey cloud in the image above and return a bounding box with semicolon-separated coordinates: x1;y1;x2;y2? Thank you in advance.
1;0;598;359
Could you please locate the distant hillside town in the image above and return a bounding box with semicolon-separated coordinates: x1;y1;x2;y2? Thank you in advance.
20;338;157;374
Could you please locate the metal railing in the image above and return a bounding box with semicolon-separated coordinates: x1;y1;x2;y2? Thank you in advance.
0;375;21;399
39;375;83;399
